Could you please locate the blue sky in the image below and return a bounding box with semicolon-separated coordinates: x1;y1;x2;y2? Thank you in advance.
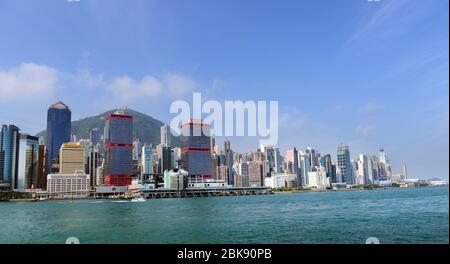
0;0;448;180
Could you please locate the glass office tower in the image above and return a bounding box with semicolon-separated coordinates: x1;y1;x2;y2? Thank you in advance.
104;110;133;186
0;125;20;189
17;135;39;191
46;101;71;173
180;119;212;179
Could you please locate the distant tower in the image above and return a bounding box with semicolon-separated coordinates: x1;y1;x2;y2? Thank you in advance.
89;128;101;146
403;164;408;179
141;144;153;175
103;110;133;186
378;149;392;179
160;124;171;147
337;144;353;184
46;101;71;173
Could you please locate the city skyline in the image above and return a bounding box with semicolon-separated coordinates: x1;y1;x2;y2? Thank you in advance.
0;99;417;187
0;0;448;181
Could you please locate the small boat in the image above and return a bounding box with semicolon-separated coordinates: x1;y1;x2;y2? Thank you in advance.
39;197;47;201
131;195;146;202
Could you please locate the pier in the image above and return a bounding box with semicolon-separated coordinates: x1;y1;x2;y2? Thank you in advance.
142;186;273;199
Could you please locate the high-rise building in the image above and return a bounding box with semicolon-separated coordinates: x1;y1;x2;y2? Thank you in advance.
367;155;379;184
218;164;228;184
403;164;408;179
180;119;212;180
156;144;173;174
299;151;311;186
133;138;141;161
59;142;85;174
46;101;71;173
211;153;219;180
17;135;39;191
160;124;172;147
172;147;181;168
235;162;249;187
337;144;353;184
210;137;216;154
248;161;264;187
306;147;319;168
87;144;100;187
37;144;48;189
378;149;392;179
307;167;329;189
0;124;20;189
322;154;336;183
286;148;300;185
356;154;369;185
263;145;282;177
141;144;153;175
89;128;101;146
223;139;234;185
103;110;133;186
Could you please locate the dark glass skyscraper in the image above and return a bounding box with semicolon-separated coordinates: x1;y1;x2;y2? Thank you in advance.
104;110;133;186
180;119;212;178
0;125;20;189
46;101;71;173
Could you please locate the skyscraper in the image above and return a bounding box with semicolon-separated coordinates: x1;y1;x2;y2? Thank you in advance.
156;144;173;174
286;148;300;186
59;142;85;174
141;144;153;175
356;154;369;185
180;119;212;180
337;144;353;184
378;149;392;179
87;143;100;187
0;125;20;189
46;101;71;173
89;128;101;146
37;144;48;189
299;151;311;186
160;124;172;147
322;154;336;183
103;110;133;186
264;145;282;177
248;161;264;187
17;134;39;191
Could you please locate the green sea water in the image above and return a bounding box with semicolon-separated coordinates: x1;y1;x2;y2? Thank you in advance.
0;186;448;244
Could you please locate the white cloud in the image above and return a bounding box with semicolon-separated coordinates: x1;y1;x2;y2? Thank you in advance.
355;125;373;136
345;0;436;50
105;73;197;105
0;63;58;101
164;73;197;95
106;75;163;104
74;68;105;88
362;101;382;113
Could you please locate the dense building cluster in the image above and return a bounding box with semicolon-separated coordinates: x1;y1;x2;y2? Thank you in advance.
0;101;409;197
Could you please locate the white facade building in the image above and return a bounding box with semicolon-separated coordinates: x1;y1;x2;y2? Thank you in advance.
161;124;172;147
264;173;296;188
47;170;90;198
307;168;329;189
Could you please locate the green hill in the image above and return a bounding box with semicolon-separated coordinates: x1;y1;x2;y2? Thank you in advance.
35;109;180;147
